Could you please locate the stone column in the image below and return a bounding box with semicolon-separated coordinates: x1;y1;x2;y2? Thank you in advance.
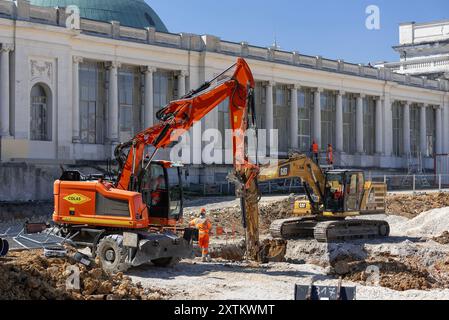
72;56;83;143
265;82;274;154
265;81;274;131
420;104;427;157
143;66;156;128
403;102;411;155
436;106;443;155
313;88;322;147
107;61;121;143
290;85;299;150
444;95;449;153
335;91;344;152
178;70;188;98
0;44;13;136
375;97;383;154
383;95;393;156
356;94;365;154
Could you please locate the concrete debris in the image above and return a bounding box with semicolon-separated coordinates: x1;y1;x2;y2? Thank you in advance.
0;250;171;300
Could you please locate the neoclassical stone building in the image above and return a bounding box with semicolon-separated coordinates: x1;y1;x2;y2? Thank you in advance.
1;0;449;187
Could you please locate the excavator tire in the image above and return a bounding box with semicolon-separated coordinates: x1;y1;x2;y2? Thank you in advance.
96;235;130;274
151;257;181;268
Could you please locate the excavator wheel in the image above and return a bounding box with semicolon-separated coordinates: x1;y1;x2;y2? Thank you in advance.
96;235;130;274
151;257;181;268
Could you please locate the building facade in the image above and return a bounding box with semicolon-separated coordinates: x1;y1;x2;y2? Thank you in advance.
380;20;449;80
1;0;449;188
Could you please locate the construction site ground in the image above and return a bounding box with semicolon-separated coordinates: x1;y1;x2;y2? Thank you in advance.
3;191;449;300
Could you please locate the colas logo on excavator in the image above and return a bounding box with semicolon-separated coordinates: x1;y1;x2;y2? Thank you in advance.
63;193;91;205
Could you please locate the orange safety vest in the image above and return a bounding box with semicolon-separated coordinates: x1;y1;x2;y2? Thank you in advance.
312;143;319;153
190;218;212;235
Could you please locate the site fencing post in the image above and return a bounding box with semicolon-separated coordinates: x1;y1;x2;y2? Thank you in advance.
413;175;416;194
439;174;442;191
383;175;387;184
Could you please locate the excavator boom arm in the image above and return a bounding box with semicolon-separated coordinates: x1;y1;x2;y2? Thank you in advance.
115;58;256;191
258;154;326;206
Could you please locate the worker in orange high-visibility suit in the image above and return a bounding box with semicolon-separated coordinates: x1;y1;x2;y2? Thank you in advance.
190;208;212;262
311;140;319;164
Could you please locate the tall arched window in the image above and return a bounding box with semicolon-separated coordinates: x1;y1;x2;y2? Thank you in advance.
30;84;51;141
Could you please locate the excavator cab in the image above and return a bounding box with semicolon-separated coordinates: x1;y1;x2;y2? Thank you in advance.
323;170;365;214
136;161;184;225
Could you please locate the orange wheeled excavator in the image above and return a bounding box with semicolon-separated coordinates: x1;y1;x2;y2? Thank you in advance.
52;58;261;272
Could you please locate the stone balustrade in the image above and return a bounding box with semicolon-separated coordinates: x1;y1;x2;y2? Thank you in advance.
0;0;448;93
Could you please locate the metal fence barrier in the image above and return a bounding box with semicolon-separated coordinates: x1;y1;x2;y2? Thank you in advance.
185;174;449;197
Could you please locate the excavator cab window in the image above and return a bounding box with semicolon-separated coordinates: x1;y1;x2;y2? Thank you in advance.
324;173;345;212
344;172;364;212
137;163;183;221
138;163;169;219
167;167;183;220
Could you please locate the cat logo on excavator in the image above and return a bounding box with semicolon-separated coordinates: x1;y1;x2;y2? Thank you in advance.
63;193;91;205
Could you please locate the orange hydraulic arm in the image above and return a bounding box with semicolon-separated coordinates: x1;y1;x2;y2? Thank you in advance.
114;58;257;191
113;58;261;259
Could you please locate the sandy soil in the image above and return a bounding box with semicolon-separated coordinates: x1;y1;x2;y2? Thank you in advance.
126;194;449;300
3;192;449;300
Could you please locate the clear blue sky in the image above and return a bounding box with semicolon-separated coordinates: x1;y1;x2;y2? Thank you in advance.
148;0;449;64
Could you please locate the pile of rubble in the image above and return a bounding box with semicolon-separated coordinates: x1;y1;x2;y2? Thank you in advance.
387;192;449;219
0;250;171;300
342;254;441;291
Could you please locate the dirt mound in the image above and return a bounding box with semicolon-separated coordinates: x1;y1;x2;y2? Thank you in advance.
210;242;246;261
391;207;449;237
387;193;449;219
0;250;171;300
343;255;441;291
433;231;449;245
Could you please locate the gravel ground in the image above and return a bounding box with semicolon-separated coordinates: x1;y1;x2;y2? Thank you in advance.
3;193;449;300
128;259;449;300
127;196;449;300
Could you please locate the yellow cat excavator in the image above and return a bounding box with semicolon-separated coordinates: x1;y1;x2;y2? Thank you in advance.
259;153;389;242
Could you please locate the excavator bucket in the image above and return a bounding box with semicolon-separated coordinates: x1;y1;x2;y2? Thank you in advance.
124;230;195;267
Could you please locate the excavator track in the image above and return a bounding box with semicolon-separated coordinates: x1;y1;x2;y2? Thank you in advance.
270;218;390;243
269;217;318;239
313;219;390;243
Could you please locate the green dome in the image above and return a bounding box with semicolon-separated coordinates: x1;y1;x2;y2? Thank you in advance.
30;0;168;32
